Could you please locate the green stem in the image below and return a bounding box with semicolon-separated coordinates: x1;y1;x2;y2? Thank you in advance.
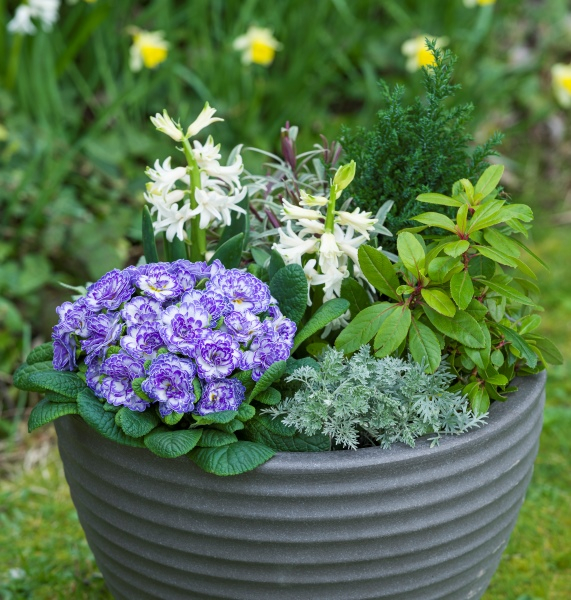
182;138;206;261
5;32;23;91
324;184;338;233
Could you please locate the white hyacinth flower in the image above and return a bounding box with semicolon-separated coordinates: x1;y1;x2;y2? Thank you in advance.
313;266;349;303
144;189;186;217
191;187;247;229
302;259;319;306
318;231;343;273
320;310;351;338
145;157;188;196
192;136;223;166
299;190;328;207
8;0;60;35
153;202;194;242
150;110;184;142
281;198;322;221
335;207;377;238
298;219;325;236
334;224;368;267
186;102;223;138
272;222;319;266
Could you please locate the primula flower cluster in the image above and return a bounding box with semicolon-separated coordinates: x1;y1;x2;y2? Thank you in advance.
52;261;296;417
145;105;246;241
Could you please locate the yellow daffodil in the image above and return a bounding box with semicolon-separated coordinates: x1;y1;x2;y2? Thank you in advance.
463;0;496;6
232;26;282;66
129;28;169;72
552;63;571;108
401;35;448;72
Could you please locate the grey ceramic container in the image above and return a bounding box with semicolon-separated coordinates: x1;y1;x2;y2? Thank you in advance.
55;371;546;600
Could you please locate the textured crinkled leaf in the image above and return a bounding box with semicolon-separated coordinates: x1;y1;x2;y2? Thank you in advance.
237;402;256;422
193;410;238;424
335;303;393;354
115;407;159;438
144;427;202;458
161;411;184;426
28;398;79;432
208;233;244;269
341;277;372;316
292;298;350;351
254;387;281;406
44;391;74;404
450;270;474;310
248;413;297;437
408;319;441;373
131;377;152;402
269;264;308;325
423;306;486;348
17;365;86;399
212;418;245;433
421;289;456;317
357;245;400;300
244;416;330;452
285;356;319;374
26;342;54;365
77;388;145;447
190;441;275;476
196;429;238;447
373;305;411;357
13;361;56;391
497;325;538;368
249;360;287;401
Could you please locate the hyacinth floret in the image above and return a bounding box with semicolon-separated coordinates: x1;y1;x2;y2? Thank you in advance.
52;260;296;415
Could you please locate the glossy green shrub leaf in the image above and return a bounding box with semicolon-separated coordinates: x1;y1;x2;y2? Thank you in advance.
397;232;425;275
464;299;488;321
421;289;456;317
292;298;350;351
497;325;538;368
26;342;54;365
28;397;79;432
269;264;308;325
416;193;462;207
475;245;518;268
412;212;457;233
450;270;474;310
357;245;400;300
373;305;411;357
483;279;537;307
467;201;505;233
115;407;159;438
335;303;393;354
468;255;496;279
427;257;463;283
144;428;203;458
249;360;287;401
209;233;244;269
77;388;145;447
483;228;520;258
408;319;441;373
190;441;275;476
526;335;563;365
474;164;504;199
423;306;486;348
465;382;490;415
443;240;470;257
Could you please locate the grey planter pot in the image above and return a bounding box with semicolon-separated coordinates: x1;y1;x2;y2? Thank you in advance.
55;371;546;600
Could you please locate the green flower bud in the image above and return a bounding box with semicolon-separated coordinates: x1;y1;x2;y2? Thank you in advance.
333;160;356;192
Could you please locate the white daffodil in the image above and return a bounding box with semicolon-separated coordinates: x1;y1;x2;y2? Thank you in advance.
299;190;328;207
186;102;223;138
129;29;169;71
552;63;571;108
233;26;282;66
318;232;344;273
335;207;377;238
150;110;184;142
281;198;322;221
272;222;319;265
401;35;448;72
8;0;60;34
145;157;188;196
153;202;194;242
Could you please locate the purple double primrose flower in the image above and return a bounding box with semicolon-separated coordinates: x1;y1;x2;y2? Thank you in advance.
85;269;134;312
181;289;230;321
122;296;162;329
136;264;183;302
81;313;122;361
224;310;262;344
195;331;241;381
55;297;90;337
207;269;271;314
100;352;147;411
142;354;197;416
159;301;211;357
52;330;77;371
194;378;246;416
240;336;292;381
261;306;297;344
168;260;197;292
121;322;164;360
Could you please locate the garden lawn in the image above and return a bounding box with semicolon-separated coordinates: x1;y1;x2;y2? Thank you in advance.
1;225;569;600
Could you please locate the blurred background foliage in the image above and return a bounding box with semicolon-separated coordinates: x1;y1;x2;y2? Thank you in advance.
0;0;570;596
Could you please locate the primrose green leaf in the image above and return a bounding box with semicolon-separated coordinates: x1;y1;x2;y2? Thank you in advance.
450;270;474;310
340;277;371;317
474;164;504;199
193;410;238;425
231;370;255;394
144;428;203;458
268;250;286;281
212;418;245;434
496;325;538;368
416;193;462;207
243;414;330;452
412;212;457;233
196;429;238;447
115;407;159;438
161;411;184;426
208;233;244;269
237;402;256;422
335;303;394;354
17;366;86;398
443;240;470;258
131;377;152;402
483;279;537;307
44;391;74;403
28;397;79;432
397;232;425;275
358;245;400;300
142;206;159;264
77;388;145;447
254;387;282;405
26;342;54;365
13;361;55;392
423;306;486;348
249;360;287;401
421;289;456;317
269;264;308;325
373;305;411;357
190;441;275;476
408;319;441;373
292;298;350;351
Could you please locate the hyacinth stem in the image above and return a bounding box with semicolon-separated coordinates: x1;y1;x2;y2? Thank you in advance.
182;138;206;261
5;32;23;91
324;183;338;233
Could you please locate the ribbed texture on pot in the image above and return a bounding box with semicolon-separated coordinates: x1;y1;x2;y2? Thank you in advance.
55;372;546;600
